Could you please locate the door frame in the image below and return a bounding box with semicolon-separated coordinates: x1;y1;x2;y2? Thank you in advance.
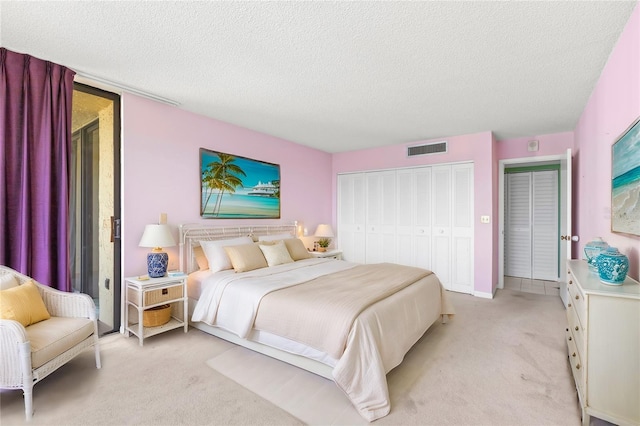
73;82;122;334
498;151;571;289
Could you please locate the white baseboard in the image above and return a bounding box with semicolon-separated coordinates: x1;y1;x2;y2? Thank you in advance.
474;288;496;299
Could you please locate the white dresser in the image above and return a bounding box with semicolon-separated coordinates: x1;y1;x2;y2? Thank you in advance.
565;260;639;426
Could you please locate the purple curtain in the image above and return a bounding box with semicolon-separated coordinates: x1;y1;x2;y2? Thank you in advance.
0;48;75;291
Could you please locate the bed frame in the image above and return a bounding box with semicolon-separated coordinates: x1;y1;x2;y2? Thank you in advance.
178;222;334;379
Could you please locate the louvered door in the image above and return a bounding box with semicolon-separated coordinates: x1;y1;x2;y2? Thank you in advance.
505;170;558;280
532;171;558;280
505;173;532;277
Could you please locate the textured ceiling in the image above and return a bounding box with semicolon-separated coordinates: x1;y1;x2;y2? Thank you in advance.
1;1;637;153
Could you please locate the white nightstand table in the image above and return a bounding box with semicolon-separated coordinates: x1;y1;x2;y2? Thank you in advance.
125;275;188;346
310;249;343;260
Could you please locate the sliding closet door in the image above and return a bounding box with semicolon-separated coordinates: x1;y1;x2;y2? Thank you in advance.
338;163;474;294
431;165;452;287
450;164;474;293
396;169;415;267
365;171;396;264
337;173;366;263
396;167;433;270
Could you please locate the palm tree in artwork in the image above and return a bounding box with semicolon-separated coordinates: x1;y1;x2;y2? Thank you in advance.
201;153;246;216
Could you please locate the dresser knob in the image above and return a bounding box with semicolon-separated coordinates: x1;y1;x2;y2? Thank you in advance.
572;352;576;357
575;326;579;331
566;328;569;332
568;303;572;308
575;295;579;300
576;364;581;370
569;280;573;285
569;337;572;341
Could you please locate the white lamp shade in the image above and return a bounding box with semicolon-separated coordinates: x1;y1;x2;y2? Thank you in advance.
139;224;176;249
314;224;335;238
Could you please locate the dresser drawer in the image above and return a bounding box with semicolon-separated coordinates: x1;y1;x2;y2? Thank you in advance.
567;276;586;325
566;305;585;354
566;326;584;392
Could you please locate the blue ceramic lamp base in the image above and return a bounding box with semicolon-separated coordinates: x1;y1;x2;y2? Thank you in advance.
147;251;169;278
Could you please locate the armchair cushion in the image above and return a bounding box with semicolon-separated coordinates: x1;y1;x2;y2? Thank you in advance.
27;317;95;369
0;280;51;327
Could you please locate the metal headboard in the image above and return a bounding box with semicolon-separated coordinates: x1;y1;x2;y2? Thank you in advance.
179;222;298;273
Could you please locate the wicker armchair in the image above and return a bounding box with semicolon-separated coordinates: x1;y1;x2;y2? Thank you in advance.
0;265;101;421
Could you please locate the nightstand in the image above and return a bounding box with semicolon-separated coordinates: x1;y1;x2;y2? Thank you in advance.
310;249;343;260
125;275;188;346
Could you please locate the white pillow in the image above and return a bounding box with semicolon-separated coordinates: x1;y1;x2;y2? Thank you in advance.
259;240;294;267
258;233;293;242
199;236;253;273
0;274;19;290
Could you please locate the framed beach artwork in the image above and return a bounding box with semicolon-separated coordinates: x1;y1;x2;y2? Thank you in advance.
611;117;640;236
200;148;280;219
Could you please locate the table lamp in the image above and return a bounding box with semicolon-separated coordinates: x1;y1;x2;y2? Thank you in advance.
139;224;176;278
314;224;334;252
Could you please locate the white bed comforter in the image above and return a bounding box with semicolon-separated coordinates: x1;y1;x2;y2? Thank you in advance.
192;258;355;337
191;258;452;421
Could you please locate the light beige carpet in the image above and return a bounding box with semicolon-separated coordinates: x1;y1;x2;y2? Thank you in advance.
207;288;584;425
0;328;301;426
1;288;591;426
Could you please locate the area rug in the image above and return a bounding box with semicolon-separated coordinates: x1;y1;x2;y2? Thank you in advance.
206;346;365;425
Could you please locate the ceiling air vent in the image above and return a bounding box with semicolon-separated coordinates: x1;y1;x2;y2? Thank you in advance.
407;141;448;157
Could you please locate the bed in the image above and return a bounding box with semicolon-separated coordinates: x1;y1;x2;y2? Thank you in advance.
179;223;454;422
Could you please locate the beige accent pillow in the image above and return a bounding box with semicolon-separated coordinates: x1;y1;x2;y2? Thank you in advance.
284;238;312;260
200;236;254;273
224;243;268;273
0;273;19;290
0;280;51;327
193;246;209;271
259;240;294;267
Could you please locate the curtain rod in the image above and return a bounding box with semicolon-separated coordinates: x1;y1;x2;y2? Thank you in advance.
74;70;181;107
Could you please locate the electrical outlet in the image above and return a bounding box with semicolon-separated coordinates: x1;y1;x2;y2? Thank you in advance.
480;215;491;224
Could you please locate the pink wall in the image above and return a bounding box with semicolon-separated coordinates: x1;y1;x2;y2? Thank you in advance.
574;3;640;280
332;131;497;296
122;94;333;278
496;132;574;160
